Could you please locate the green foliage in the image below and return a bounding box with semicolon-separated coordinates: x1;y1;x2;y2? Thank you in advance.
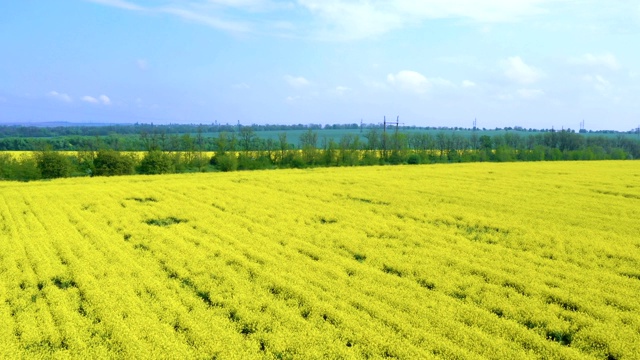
360;151;380;166
139;150;174;175
216;153;238;172
144;217;187;226
0;153;15;180
35;150;72;179
2;124;640;182
407;153;421;165
386;150;406;165
13;155;41;181
93;150;136;176
237;154;272;171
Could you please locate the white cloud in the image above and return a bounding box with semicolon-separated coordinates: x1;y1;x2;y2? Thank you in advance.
284;75;310;88
47;91;72;103
85;0;251;33
81;94;112;105
82;96;99;104
87;0;570;40
285;95;300;102
334;86;350;95
570;53;620;70
583;74;612;94
462;80;477;88
159;7;251;32
99;95;111;105
298;0;403;40
503;56;544;84
87;0;143;11
517;88;545;99
387;70;452;94
298;0;568;40
387;70;428;93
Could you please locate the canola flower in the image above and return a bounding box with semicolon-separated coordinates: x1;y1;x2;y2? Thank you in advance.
0;161;639;359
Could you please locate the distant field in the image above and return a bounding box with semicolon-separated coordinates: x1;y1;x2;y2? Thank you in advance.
201;128;640;144
1;162;639;358
7;128;638;149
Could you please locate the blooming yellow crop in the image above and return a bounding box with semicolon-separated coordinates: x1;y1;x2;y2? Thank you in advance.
0;161;638;358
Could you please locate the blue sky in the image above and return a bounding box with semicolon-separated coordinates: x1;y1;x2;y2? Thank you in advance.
1;0;639;130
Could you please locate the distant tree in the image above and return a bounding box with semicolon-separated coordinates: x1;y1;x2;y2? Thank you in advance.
239;126;256;152
300;129;318;165
277;132;289;164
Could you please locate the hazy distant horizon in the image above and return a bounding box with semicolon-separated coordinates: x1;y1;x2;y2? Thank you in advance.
1;1;639;131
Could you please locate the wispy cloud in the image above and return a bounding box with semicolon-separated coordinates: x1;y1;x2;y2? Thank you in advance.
387;70;429;93
503;56;544;84
159;7;251;33
85;0;252;33
582;74;612;94
387;70;452;94
99;95;112;105
284;75;311;88
517;88;545;99
570;53;620;70
87;0;144;11
82;95;99;104
462;80;477;88
334;86;350;95
298;0;570;40
85;0;571;40
82;94;111;105
47;91;72;103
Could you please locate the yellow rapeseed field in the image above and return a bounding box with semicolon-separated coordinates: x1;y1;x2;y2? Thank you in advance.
1;161;639;359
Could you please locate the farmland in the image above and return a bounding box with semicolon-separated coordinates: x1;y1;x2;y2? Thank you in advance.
1;161;639;358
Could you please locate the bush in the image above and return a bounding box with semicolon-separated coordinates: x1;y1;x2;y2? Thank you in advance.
139;150;174;175
360;152;380;166
216;154;238;172
387;151;406;165
35;151;72;179
407;153;420;165
94;150;135;176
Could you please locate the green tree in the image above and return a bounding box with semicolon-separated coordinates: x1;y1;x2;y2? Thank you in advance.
239;126;257;152
216;153;238;172
300;129;318;165
93;150;136;176
139;150;174;174
35;150;72;179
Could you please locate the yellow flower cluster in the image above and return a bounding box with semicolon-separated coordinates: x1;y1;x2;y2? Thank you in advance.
0;161;639;358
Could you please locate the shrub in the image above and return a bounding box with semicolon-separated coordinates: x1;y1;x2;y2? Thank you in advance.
407;153;420;165
216;154;238;172
35;151;72;179
139;150;174;175
94;150;136;176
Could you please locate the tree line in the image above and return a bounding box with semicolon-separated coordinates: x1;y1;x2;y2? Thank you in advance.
0;127;638;181
1;122;638;151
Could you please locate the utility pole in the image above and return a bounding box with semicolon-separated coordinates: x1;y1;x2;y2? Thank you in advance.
383;116;387;159
383;116;403;153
